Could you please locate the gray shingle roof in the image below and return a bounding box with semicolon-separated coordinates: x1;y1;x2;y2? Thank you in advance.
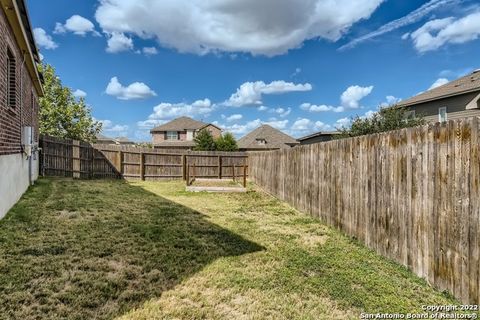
298;131;340;141
96;133;116;143
398;70;480;107
115;137;135;144
238;125;299;150
150;117;208;132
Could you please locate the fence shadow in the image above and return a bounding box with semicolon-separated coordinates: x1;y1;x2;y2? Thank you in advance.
0;178;263;319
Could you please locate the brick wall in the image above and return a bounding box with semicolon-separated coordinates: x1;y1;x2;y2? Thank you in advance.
152;132;165;144
0;7;39;156
204;125;222;138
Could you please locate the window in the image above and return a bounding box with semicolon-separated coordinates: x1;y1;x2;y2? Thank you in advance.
186;130;194;141
166;131;179;140
438;107;447;123
405;110;416;120
256;138;267;145
7;48;16;108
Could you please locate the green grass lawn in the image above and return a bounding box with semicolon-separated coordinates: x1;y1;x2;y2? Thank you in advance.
0;178;461;319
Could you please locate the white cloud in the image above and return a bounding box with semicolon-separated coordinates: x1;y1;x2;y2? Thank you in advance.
106;32;134;53
272;107;292;118
380;95;401;107
73;89;87;98
98;119;129;135
291;118;314;132
289;118;333;136
142;47;158;55
300;103;344;113
429;78;449;90
136;119;167;130
105;77;157;100
401;32;410;40
33;28;58;50
146;99;214;121
215;118;289;136
335;117;351;128
301;85;373;113
257;106;269;112
363;110;377;119
95;0;383;56
407;12;480;53
225;80;312;107
292;68;302;77
226;114;243;122
54;15;100;36
340;85;374;109
340;0;459;50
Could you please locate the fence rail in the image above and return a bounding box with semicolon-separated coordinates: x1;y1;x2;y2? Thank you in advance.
40;136;248;180
248;117;480;304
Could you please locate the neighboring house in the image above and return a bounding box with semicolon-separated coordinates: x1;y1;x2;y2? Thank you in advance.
95;134;135;146
115;136;135;146
397;70;480;123
0;0;43;219
238;125;299;151
150;116;222;150
297;131;340;145
95;133;117;145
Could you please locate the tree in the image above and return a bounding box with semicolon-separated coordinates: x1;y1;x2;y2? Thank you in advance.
337;105;425;138
38;63;102;142
215;132;238;151
193;129;216;151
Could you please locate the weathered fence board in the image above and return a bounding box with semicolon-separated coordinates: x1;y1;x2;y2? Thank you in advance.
40;136;248;180
248;117;480;304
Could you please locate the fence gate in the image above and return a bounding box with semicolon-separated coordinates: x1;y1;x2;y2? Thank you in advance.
39;135;121;179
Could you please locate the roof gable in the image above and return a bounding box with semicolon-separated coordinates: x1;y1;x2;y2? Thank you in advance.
238;125;298;149
398;70;480;107
150;117;208;132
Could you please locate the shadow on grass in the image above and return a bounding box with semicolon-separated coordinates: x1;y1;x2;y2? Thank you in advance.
0;178;263;320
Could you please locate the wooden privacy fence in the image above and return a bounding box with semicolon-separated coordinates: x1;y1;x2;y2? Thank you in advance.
249;117;480;304
40;136;248;180
40;135;121;179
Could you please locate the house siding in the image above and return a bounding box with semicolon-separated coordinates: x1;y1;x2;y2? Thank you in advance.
405;92;480;123
299;135;338;145
203;125;221;138
0;3;41;219
0;6;39;156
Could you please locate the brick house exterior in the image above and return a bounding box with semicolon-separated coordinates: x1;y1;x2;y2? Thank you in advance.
0;0;43;218
151;117;222;150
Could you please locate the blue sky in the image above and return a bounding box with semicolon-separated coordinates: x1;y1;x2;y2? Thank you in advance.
29;0;480;141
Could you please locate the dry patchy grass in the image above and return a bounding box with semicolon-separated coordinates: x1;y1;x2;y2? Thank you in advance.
0;178;462;320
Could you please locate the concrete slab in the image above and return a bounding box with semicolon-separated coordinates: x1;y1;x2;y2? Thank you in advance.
186;186;247;193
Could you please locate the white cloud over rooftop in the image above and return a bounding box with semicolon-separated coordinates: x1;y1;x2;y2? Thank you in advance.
95;0;383;56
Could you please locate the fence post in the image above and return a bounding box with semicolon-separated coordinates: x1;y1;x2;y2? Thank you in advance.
72;140;80;179
218;156;222;179
140;152;145;181
233;164;236;182
182;155;187;180
186;164;190;186
243;165;247;188
117;151;123;175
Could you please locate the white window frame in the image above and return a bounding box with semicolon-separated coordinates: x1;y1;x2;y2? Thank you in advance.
438;107;447;123
166;131;179;140
256;138;267;145
186;130;194;141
